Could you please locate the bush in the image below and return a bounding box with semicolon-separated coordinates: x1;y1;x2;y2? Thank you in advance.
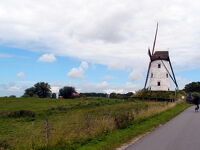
9;95;16;98
133;89;177;101
114;111;134;129
7;110;36;118
0;140;9;149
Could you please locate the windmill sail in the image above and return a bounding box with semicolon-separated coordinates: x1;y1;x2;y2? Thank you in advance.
144;61;152;89
168;58;179;89
148;48;152;58
152;23;158;55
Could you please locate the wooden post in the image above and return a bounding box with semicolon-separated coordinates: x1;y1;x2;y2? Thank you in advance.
85;114;91;134
45;119;50;145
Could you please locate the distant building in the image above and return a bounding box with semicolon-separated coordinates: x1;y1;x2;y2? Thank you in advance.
72;92;80;98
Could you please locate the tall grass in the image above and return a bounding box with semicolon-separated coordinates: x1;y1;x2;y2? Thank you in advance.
0;98;184;150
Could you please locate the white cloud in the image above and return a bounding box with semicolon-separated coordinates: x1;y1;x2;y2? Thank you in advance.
0;0;199;73
102;75;115;80
96;81;109;89
67;68;84;79
104;82;137;94
129;70;143;82
0;0;199;88
8;86;21;92
105;89;125;94
0;81;34;97
0;80;140;97
50;81;137;94
16;72;25;78
51;86;60;93
67;61;88;79
80;61;88;70
38;53;56;62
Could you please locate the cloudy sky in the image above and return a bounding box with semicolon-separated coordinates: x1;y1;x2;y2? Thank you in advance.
0;0;200;96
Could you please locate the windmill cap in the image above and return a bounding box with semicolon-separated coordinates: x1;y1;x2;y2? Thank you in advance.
151;51;169;61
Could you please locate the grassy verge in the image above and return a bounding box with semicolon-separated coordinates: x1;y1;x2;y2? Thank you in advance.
0;98;190;150
75;102;191;150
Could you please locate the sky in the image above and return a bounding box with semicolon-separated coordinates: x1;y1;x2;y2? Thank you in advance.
0;0;200;97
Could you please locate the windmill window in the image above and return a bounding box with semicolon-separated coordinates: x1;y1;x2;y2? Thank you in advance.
158;64;161;68
151;73;153;78
166;73;168;78
157;81;161;86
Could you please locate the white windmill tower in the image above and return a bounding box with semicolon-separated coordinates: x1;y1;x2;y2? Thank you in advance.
144;23;178;91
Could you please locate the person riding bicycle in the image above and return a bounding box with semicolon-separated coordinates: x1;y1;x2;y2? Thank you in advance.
193;93;200;112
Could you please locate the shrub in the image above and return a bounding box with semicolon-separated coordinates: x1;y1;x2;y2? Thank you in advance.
9;95;16;98
114;111;134;129
7;110;35;118
0;140;10;149
133;89;177;101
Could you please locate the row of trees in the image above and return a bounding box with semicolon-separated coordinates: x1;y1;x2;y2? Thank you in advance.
23;82;76;99
109;92;133;99
20;81;200;99
79;93;108;97
79;92;134;99
22;82;135;99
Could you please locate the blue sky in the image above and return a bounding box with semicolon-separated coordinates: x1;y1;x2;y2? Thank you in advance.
0;0;200;96
0;45;199;97
0;46;139;96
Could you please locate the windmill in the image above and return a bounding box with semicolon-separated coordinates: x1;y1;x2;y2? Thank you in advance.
144;23;178;91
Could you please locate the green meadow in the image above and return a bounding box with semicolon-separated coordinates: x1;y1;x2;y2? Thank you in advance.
0;97;190;150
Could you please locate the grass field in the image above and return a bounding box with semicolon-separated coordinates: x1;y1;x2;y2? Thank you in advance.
0;97;190;150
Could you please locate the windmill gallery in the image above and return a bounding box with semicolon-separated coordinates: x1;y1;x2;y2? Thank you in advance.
144;23;179;91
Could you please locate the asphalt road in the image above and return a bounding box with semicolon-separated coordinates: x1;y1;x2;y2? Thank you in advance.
126;106;200;150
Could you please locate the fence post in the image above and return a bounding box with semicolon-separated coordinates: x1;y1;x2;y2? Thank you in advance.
85;114;91;134
45;119;50;145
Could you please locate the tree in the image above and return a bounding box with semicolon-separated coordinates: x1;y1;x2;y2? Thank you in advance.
23;87;36;97
23;82;52;98
184;82;200;93
34;82;52;98
52;93;57;99
59;86;76;99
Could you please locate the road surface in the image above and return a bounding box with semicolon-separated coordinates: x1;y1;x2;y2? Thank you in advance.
126;106;199;150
